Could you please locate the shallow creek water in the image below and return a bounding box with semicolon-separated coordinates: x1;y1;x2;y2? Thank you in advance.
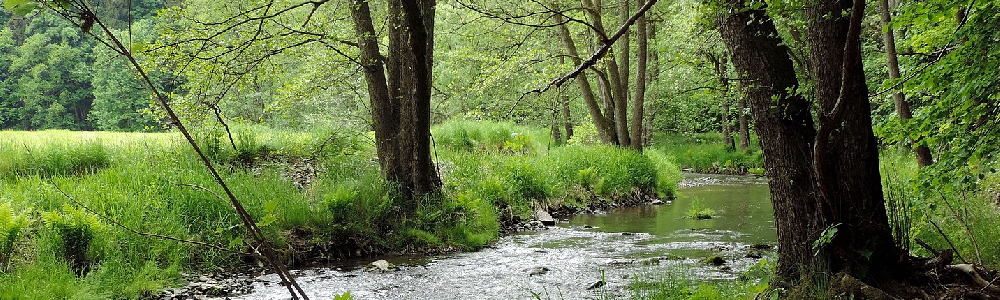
231;174;774;300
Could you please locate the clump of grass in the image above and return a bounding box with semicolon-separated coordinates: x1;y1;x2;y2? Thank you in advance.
626;258;775;299
686;198;716;220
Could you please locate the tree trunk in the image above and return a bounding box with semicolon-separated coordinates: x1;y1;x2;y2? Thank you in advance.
737;96;750;152
878;0;933;167
553;14;616;143
808;0;901;282
629;0;648;152
560;86;574;140
583;0;630;147
718;2;824;284
551;105;563;145
351;0;441;213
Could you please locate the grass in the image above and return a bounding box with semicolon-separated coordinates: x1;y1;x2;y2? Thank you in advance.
650;133;763;175
0;120;683;299
624;258;776;300
880;150;1000;269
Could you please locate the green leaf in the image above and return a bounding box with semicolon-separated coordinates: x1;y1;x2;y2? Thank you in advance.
3;0;39;15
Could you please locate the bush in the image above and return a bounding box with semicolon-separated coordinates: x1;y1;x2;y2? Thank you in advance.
41;205;102;275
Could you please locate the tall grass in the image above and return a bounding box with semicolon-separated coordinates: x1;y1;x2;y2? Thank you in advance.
0;122;682;299
880;150;1000;268
650;133;763;174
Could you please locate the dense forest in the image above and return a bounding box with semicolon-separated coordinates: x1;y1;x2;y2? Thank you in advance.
0;0;998;299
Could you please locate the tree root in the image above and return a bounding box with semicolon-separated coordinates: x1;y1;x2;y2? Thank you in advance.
946;264;1000;295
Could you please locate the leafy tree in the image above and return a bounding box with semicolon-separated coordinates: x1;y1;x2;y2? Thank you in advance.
2;12;95;130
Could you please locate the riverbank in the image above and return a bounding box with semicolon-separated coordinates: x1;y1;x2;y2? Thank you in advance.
155;174;777;300
0;122;683;299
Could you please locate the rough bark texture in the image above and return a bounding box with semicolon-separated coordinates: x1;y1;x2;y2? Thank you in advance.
878;0;933;167
718;1;823;284
352;0;441;212
629;0;648;152
808;0;901;281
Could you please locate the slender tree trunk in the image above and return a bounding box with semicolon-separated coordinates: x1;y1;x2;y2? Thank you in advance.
583;0;630;146
352;0;441;212
553;15;616;143
560;86;574;140
718;0;823;285
618;0;631;106
629;0;648;151
878;0;933;167
551;105;563;145
737;96;750;152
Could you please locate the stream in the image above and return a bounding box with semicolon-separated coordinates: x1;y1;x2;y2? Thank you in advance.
229;173;774;300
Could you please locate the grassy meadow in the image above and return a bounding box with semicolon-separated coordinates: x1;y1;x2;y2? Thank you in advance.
0;121;682;299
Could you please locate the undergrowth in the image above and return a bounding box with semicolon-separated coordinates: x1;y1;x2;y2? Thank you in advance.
650;133;763;175
0;120;682;299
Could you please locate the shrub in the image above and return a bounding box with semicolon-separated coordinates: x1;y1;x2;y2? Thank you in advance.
41;205;102;275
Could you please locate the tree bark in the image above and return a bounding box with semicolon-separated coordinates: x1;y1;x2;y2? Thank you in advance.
878;0;933;167
583;0;630;146
351;0;441;212
808;0;901;281
629;0;648;151
718;0;824;285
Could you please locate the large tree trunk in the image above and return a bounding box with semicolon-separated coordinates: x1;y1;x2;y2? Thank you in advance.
718;2;824;284
629;0;648;151
351;0;441;213
878;0;933;167
808;0;901;282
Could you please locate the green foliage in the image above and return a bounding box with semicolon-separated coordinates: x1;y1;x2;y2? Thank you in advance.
685;198;716;220
651;133;762;174
0;201;31;270
566;121;602;146
626;258;774;299
0;137;110;179
433;119;545;153
41;204;101;274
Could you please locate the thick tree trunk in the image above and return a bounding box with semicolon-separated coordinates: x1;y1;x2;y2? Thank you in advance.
878;0;933;167
629;0;648;152
808;0;901;281
351;0;441;213
553;15;616;143
737;96;750;152
718;0;824;285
